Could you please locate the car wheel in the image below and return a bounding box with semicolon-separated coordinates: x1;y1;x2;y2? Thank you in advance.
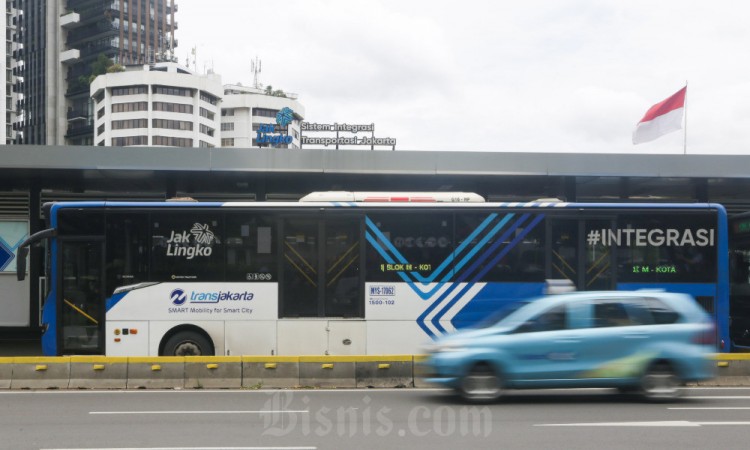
640;362;682;401
163;331;214;356
459;363;502;403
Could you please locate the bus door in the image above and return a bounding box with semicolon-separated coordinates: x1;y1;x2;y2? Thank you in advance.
280;214;363;318
548;218;615;291
58;239;105;354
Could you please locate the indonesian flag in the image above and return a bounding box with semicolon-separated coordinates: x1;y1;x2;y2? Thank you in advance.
632;86;687;145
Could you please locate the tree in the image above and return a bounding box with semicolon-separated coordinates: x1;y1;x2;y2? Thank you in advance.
86;54;124;84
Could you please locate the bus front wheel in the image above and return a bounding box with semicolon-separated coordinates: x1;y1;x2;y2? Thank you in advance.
163;331;214;356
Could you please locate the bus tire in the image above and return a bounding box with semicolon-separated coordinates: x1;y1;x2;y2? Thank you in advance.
163;331;214;356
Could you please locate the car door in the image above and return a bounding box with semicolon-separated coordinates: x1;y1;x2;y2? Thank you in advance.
571;298;653;381
504;302;586;385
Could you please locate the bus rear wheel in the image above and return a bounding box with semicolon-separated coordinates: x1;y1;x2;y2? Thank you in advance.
163;331;214;356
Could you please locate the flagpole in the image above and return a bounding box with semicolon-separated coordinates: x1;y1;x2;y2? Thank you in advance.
682;80;687;155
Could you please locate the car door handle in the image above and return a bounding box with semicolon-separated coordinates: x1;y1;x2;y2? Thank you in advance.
624;332;649;339
554;336;582;343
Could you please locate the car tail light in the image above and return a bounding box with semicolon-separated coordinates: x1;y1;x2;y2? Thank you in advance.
692;322;716;346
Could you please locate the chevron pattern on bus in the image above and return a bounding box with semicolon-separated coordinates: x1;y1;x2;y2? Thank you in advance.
366;212;546;339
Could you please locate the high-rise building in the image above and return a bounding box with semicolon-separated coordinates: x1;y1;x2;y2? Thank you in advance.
91;62;221;148
3;1;20;144
16;0;178;145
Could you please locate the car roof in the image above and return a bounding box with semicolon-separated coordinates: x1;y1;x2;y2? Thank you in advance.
505;290;701;323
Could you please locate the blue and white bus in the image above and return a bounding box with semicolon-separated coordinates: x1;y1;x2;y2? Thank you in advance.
17;192;729;356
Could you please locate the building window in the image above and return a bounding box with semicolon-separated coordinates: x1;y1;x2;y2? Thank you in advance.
221;138;235;147
200;107;215;120
97;124;105;135
154;86;192;97
152;119;193;131
253;108;278;118
112;85;147;96
153;136;194;147
153;102;193;114
199;124;215;137
94;92;105;103
200;91;218;105
112;102;148;113
221;122;234;131
112;136;148;146
112;119;148;129
97;107;105;119
222;109;235;116
199;140;215;148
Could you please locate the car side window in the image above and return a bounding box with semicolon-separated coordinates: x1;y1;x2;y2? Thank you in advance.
517;304;568;333
622;298;654;325
644;297;680;324
593;300;635;328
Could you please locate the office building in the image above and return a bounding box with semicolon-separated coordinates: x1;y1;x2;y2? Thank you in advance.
221;84;304;149
4;0;20;144
16;0;178;145
91;61;221;147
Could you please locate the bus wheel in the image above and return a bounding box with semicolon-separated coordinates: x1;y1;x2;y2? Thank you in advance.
163;331;214;356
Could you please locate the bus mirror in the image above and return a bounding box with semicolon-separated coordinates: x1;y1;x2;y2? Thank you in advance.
16;246;28;281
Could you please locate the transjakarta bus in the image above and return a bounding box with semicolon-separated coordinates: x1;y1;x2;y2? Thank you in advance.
16;193;729;356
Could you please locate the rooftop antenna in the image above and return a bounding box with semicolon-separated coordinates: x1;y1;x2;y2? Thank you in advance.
251;56;262;89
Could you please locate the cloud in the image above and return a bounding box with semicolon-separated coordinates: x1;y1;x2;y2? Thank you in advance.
176;0;750;153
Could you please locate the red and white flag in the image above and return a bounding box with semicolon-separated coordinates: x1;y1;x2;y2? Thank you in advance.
632;86;687;145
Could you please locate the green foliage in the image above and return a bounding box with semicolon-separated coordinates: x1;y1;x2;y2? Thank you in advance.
263;85;287;98
86;54;123;84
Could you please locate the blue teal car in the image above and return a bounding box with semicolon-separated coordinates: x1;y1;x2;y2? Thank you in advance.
423;291;715;402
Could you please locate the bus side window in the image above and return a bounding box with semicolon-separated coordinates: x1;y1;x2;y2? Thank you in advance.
106;213;149;295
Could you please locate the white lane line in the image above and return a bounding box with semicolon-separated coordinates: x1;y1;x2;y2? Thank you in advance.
90;410;309;415
669;407;750;410
42;447;316;450
687;396;750;399
536;421;750;427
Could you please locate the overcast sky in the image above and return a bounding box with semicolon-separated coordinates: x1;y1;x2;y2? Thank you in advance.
175;0;750;154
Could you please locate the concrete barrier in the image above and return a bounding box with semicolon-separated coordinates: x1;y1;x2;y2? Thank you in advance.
697;354;750;386
10;357;71;389
0;354;748;389
69;356;128;389
126;357;185;389
242;356;299;389
412;355;438;388
185;356;242;389
0;357;12;389
299;356;356;388
355;355;413;388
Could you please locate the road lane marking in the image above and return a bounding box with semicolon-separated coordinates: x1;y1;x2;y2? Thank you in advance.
687;396;750;399
90;410;309;415
43;447;316;450
669;407;750;410
536;421;750;427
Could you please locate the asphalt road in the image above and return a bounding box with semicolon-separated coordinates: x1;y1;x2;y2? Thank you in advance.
2;387;750;449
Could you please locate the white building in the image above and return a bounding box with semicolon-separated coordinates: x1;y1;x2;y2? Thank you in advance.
221;84;305;149
91;62;222;148
3;1;20;144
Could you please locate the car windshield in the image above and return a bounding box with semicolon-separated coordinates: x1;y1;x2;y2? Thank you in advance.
473;301;529;329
